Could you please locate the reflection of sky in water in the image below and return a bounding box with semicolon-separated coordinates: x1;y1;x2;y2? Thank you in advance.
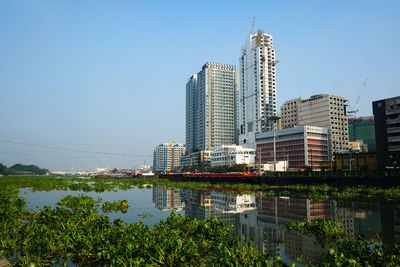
20;187;183;226
19;186;400;266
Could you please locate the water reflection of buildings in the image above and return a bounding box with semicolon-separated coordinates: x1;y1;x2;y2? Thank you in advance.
152;185;185;211
181;188;398;265
183;188;257;235
244;196;336;261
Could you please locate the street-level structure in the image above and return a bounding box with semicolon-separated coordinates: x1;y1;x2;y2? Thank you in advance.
256;125;329;170
239;31;278;148
210;145;255;167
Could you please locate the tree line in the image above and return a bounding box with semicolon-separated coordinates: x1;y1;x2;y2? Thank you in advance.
0;163;48;176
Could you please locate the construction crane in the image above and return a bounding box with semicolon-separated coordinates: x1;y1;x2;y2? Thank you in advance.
348;78;368;118
250;17;255;34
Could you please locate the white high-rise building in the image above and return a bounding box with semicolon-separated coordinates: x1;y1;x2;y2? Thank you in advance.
239;31;278;148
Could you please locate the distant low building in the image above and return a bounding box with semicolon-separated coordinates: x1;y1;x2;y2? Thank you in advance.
210;145;255;167
335;152;377;170
348;140;368;153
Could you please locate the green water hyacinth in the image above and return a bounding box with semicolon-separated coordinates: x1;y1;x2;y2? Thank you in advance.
101;200;129;213
0;192;285;266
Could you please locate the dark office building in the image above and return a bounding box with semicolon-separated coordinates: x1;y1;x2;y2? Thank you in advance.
372;96;400;170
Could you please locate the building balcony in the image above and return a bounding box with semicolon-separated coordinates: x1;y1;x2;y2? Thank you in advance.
387;126;400;133
388;136;400;143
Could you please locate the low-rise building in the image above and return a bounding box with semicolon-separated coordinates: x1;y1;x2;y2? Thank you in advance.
180;150;211;169
256;125;329;170
211;145;255;167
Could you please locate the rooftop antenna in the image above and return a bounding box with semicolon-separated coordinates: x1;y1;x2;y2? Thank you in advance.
250;17;255;34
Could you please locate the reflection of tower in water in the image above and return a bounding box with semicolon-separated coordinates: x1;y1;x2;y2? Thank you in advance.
183;188;257;235
152;185;185;211
254;195;336;262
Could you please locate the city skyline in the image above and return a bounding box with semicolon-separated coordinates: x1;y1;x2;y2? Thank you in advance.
1;1;399;170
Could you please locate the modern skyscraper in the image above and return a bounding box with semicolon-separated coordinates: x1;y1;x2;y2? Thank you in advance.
152;141;185;173
239;31;278;148
185;63;238;153
280;94;349;158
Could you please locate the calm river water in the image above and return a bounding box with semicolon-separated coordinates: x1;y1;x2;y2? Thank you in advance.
19;185;400;265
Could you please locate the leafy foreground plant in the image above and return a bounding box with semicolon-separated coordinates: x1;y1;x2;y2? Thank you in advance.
0;193;286;266
101;200;129;213
285;218;400;266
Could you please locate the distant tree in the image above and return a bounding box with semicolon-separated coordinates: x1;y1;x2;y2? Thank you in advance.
9;164;48;175
0;163;9;176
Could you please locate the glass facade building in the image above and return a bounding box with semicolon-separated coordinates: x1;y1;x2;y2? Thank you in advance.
348;116;376;152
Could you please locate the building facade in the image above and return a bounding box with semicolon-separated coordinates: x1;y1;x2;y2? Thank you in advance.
185;63;238;154
373;96;400;170
239;31;278;148
210;145;255;167
281;94;349;159
348;116;376;152
152;141;186;173
256;125;329;170
180;150;211;169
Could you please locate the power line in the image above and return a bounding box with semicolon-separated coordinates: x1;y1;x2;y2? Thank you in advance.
0;138;151;158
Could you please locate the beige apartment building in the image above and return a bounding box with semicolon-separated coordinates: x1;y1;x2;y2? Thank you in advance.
152;141;186;173
280;94;349;159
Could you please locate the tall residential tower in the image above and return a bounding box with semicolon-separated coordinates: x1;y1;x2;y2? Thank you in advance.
239;31;278;148
185;63;238;153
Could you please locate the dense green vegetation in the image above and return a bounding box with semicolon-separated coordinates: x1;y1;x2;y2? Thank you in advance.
102;200;129;213
2;175;400;202
1;176;400;265
285;218;400;266
0;190;283;266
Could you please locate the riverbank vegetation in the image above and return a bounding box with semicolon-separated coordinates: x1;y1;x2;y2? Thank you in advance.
1;176;400;265
285;218;400;266
0;163;48;176
0;191;282;266
2;175;400;202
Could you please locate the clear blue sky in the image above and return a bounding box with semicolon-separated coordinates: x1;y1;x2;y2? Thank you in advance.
1;0;399;170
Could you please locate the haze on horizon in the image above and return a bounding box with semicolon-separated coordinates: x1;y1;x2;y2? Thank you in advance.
1;0;399;171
